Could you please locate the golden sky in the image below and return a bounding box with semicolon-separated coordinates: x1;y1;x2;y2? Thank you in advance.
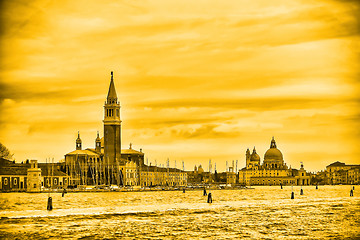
1;0;359;171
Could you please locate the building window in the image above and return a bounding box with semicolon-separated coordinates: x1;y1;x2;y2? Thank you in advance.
34;184;36;188
4;178;8;185
14;178;17;185
54;179;58;185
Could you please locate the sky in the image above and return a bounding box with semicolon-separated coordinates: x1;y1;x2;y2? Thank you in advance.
0;0;359;172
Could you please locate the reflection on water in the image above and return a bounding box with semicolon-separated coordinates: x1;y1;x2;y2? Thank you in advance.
0;186;359;239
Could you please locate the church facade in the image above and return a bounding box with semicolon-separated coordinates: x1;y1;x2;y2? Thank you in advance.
238;138;311;186
64;72;186;187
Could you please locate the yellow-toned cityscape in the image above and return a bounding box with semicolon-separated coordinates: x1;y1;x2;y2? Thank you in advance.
1;1;359;239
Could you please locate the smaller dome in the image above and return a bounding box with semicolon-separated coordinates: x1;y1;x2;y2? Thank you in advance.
250;147;260;162
250;153;260;161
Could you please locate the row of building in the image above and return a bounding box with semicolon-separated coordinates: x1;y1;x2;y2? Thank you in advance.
64;136;187;188
0;158;69;192
1;72;358;192
0;72;187;192
313;161;360;185
3;154;357;192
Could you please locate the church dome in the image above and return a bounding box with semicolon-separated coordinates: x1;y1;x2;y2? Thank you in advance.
264;148;283;160
264;137;283;161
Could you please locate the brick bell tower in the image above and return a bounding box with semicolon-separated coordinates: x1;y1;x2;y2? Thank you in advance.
103;71;121;166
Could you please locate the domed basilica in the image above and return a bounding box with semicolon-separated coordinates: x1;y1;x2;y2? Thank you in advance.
239;137;310;186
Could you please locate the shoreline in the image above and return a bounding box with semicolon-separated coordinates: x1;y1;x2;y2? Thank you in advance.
2;184;357;193
1;186;257;193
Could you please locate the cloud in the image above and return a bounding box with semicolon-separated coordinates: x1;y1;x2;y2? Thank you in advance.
134;97;358;111
0;0;359;171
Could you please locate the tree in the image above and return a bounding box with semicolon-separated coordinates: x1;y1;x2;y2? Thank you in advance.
0;142;14;160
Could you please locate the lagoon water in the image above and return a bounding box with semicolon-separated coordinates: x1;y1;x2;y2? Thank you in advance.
0;186;359;239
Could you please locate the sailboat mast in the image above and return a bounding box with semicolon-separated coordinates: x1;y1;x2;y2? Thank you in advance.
52;158;54;190
46;158;50;196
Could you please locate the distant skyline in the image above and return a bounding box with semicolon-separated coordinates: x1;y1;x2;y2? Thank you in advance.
1;0;359;172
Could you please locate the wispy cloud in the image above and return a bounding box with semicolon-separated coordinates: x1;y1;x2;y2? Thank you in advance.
0;0;359;171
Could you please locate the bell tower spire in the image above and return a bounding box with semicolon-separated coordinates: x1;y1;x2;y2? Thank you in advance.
103;71;121;170
95;131;101;152
107;71;118;104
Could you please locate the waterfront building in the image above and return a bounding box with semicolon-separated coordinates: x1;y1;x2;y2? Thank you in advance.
0;158;28;191
348;167;360;185
27;160;42;192
187;165;214;184
325;161;360;185
140;165;187;187
124;155;138;186
238;137;311;186
64;72;187;187
64;72;126;186
214;171;227;184
0;158;69;192
64;135;143;187
64;73;144;187
311;170;327;185
64;141;104;186
226;166;236;185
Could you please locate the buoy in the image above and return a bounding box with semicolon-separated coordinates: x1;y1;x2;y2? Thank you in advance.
316;185;318;190
47;197;53;210
207;192;212;203
350;189;354;197
291;192;294;199
203;188;207;196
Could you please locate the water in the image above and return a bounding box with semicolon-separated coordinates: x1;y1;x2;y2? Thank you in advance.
0;186;359;239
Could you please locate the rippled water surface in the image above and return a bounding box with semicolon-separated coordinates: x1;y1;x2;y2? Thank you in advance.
1;186;359;239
